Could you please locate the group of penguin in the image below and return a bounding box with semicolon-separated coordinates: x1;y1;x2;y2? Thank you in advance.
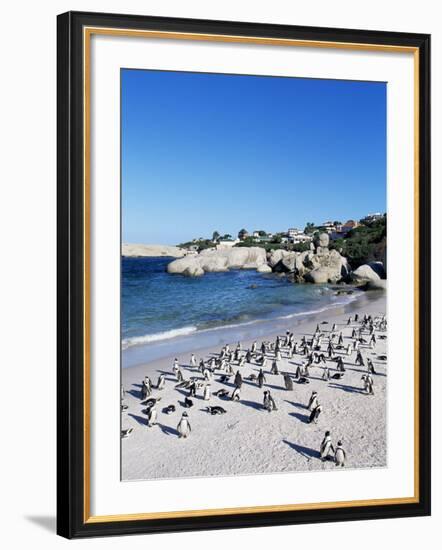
121;311;387;466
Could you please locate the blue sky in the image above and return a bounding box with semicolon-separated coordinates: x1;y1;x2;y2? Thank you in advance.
122;69;386;245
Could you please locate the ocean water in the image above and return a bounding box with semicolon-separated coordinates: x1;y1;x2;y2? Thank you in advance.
122;257;360;366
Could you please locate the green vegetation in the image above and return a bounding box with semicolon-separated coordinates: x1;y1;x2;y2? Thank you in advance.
330;216;386;269
177;239;216;251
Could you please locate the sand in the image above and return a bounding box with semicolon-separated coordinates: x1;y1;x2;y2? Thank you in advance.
121;292;386;481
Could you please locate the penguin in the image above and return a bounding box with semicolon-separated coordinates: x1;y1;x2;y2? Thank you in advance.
162;405;175;415
307;391;318;411
335;440;346;467
177;412;191;438
147;407;157;427
331;372;344;380
258;368;266;388
183;397;194;408
309;404;322;424
230;386;241;401
271;360;279;375
203;384;211;401
121;403;128;412
320;431;335;461
121;428;133;439
297;377;310;384
355;350;365;366
142;397;161;409
190;353;196;368
207;406;226;415
322;365;330;381
361;374;374;395
234;371;243;388
336;357;346;372
156;374;166;390
263;390;277;412
214;388;230;398
218;374;231;384
283;373;293;390
367;358;377;375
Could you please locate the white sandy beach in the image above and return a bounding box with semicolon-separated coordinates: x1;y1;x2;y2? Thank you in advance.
121;292;386;481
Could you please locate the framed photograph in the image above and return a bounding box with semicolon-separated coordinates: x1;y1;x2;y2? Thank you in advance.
57;11;431;538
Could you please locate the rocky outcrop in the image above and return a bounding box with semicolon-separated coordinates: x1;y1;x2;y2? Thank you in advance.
351;261;386;284
122;243;185;258
267;233;350;284
167;247;267;276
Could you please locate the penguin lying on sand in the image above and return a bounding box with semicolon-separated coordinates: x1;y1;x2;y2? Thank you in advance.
162;405;176;414
207;406;227;415
297;377;310;384
331;372;344;380
214;389;230;398
121;428;133;438
183;397;194;408
142;397;162;408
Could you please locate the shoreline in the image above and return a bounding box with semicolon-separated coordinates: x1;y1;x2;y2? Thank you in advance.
122;291;386;481
122;287;377;368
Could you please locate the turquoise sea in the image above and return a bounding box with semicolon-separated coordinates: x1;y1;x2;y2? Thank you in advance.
122;257;361;368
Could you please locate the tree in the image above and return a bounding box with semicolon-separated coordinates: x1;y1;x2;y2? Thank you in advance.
304;222;315;234
212;231;220;242
221;234;233;241
257;230;267;236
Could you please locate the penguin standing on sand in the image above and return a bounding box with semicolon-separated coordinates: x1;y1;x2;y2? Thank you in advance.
309;404;322;424
322;365;331;381
190;353;196;368
336;356;346;372
203;384;211;401
156;374;166;390
234;371;243;388
271;360;279;375
307;391;318;411
320;431;335;461
367;358;377;375
361;373;374;395
147;407;157;427
258;368;266;388
231;386;241;401
263;390;278;412
177;412;191;438
335;440;346;467
355;350;365;367
284;373;293;390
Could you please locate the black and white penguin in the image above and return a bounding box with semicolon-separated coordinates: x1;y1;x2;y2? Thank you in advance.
207;406;227;415
320;431;335;461
284;373;293;390
147;407;157;427
307;391;318;411
335;440;346;466
177;412;191;438
308;404;322;424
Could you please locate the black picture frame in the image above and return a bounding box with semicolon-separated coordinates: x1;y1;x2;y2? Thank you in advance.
57;10;431;539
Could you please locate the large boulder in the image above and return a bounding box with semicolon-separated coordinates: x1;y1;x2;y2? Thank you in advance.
314;232;330;249
167;246;268;276
351;261;386;284
167;256;200;274
257;264;272;273
183;265;204;277
199;256;229;273
304;267;330;284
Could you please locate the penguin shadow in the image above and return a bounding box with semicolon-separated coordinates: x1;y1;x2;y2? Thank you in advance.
289;411;310;423
264;383;286;391
239;399;264;411
127;389;143;399
132;383;143;388
282;440;320;460
328;382;365;394
128;413;147;426
158;423;179;437
284;400;306;409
